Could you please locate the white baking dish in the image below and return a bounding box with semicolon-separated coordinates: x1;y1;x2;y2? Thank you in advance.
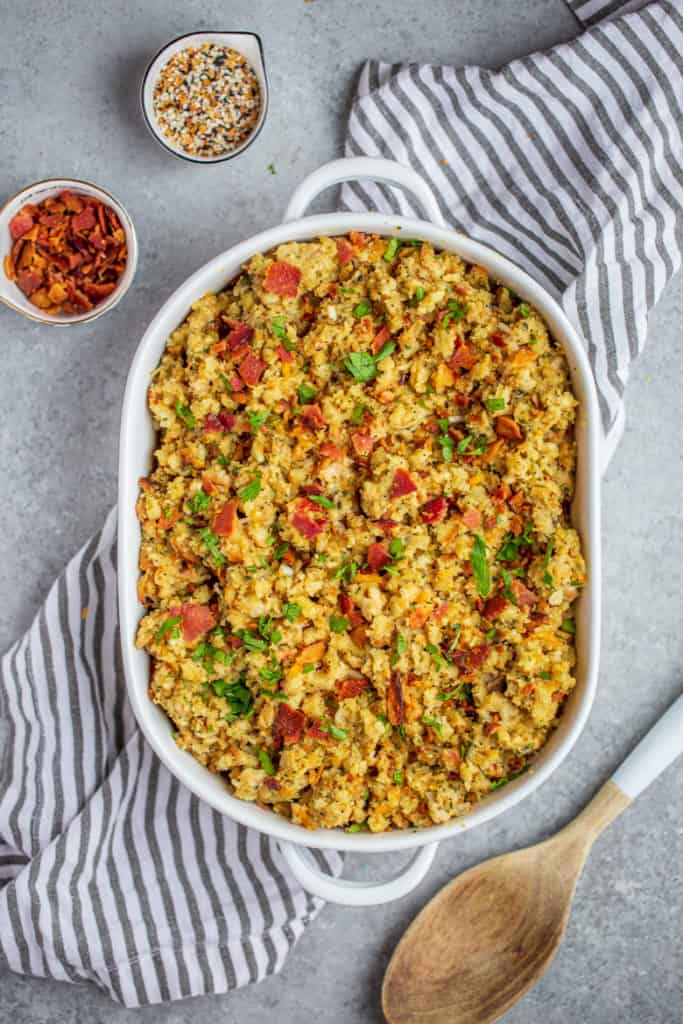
118;157;601;906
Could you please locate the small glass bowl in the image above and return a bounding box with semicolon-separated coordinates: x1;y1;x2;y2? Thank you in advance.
0;178;138;326
140;31;269;164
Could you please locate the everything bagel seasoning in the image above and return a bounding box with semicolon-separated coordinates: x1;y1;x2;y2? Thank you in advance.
152;43;261;158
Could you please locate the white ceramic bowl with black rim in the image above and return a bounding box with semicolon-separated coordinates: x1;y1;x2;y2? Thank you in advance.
0;178;137;326
118;157;601;906
140;31;268;164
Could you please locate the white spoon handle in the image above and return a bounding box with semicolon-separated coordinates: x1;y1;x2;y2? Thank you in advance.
611;692;683;800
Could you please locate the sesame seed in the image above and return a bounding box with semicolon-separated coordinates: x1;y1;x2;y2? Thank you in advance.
152;43;261;158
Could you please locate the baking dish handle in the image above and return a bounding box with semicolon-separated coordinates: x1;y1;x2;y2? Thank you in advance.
283;157;445;228
278;839;439;907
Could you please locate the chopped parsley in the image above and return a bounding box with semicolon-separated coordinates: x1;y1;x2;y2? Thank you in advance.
271;316;289;342
259;659;283;684
560;618;576;635
175;401;196;429
318;721;348;740
375;340;396;363
393;769;404;785
308;494;335;510
437;418;455;463
298;383;317;404
329;615;349;634
442;298;468;328
471;534;491;597
283;602;301;622
239;474;262;503
383;237;400;261
260;687;288;701
246;409;270;433
391;633;406;666
272;542;289;560
497;524;533;562
518;303;531;319
438;683;470;702
302;663;316;674
343;350;377;382
351;403;366;425
155;616;181;643
414;286;425;302
198;527;225;566
490;767;528;790
189;489;210;514
543;539;554;586
256;748;276;775
539;670;552;680
484;397;506;413
352;300;372;319
267;162;276;175
422;716;444;737
426;643;448;671
501;567;516;604
334;559;358;583
212;674;253;720
457;434;488;457
347;822;369;833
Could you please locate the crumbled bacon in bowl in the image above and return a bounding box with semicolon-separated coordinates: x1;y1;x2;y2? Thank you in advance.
0;180;136;323
135;234;585;833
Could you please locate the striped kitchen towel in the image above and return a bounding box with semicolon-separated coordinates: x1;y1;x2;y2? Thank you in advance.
1;0;681;1008
342;0;682;469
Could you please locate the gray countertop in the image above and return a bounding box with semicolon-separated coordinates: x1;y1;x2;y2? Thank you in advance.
1;2;682;1021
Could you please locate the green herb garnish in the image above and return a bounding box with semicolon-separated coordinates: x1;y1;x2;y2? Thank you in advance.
518;303;531;318
543;539;554;587
484;397;506;413
351;403;366;425
199;527;225;566
414;286;425;302
391;633;406;666
437;418;455;463
426;643;448;671
260;687;288;701
175;401;196;429
490;767;528;790
347;822;369;832
329;615;349;634
352;301;371;319
383;237;401;261
273;542;289;561
319;722;348;740
239;474;262;503
343;350;377;382
308;494;335;510
267;162;276;175
212;673;253;720
393;769;404;785
442;299;468;328
298;383;317;404
283;602;301;622
560;618;576;635
471;534;491;597
501;567;516;604
155;615;181;643
256;748;276;775
374;340;396;363
422;716;444;737
246;409;270;433
334;560;358;583
539;671;552;680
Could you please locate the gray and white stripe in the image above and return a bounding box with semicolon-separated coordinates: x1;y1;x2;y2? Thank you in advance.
342;0;682;469
0;510;341;1005
1;0;682;1008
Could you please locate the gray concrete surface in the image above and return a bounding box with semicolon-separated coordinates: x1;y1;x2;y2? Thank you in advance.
1;1;681;1021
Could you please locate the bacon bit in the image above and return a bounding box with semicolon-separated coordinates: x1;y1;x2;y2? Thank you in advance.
468;644;490;669
509;515;523;537
420;496;447;524
228;375;245;393
508;490;525;510
264;778;281;792
349;230;367;248
387;674;405;726
484;594;509;619
9;210;35;240
204;411;236;433
263;260;301;297
371;325;391;355
441;748;462;772
238;350;266;387
229;635;243;650
158;507;180;530
300;403;326;430
523;683;536;697
366;542;390;572
338;677;369;700
213;499;237;537
449;338;478;372
5;193;127;315
179;604;215;643
291;511;324;539
351;431;375;458
337;237;354;265
276;344;293;364
409;607;430;629
490;333;507;349
511;579;537;608
202;473;218;495
307;720;329;740
431;602;450;622
390;468;417;499
225;323;254;351
462;507;482;529
484;719;500;736
339;593;365;627
374;517;398;535
349;624;367;646
454;394;470;408
495;415;524;442
272;703;306;748
319;441;344;462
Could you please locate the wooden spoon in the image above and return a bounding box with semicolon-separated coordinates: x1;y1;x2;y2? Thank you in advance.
383;692;683;1024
